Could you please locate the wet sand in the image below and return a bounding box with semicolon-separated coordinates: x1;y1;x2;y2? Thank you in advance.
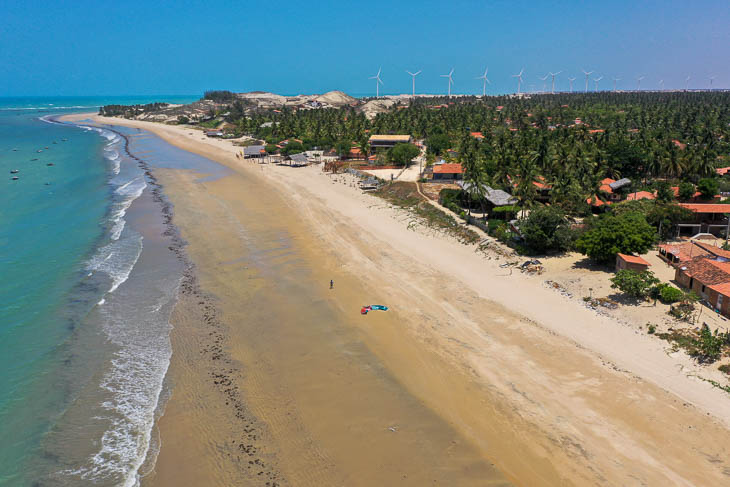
61;113;730;486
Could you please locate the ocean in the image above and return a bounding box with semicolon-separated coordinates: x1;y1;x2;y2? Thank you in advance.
0;96;204;486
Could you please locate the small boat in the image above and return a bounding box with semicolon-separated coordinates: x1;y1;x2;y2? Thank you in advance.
10;170;18;174
61;138;67;142
11;176;19;180
53;141;57;144
46;163;54;166
37;150;43;153
44;147;49;150
31;158;38;161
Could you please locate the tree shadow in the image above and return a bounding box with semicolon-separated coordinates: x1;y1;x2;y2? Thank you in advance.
571;256;613;274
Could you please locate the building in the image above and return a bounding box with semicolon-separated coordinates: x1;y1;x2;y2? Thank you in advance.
243;145;267;158
676;255;730;306
205;129;224;137
432;163;463;180
676;204;730;236
658;240;730;265
615;253;651;272
288;152;309;167
626;191;656;201
458;181;517;210
368;135;413;153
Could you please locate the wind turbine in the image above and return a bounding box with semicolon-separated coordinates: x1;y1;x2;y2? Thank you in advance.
441;68;454;97
538;74;549;93
582;69;594;93
636;76;645;91
512;68;524;94
593;76;604;92
406;70;421;98
612;77;621;92
659;79;665;91
369;67;383;98
685;75;691;90
568;76;576;93
549;71;562;94
709;75;716;89
475;67;491;96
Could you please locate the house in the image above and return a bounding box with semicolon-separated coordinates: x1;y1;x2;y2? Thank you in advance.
676;204;730;236
288;152;309;167
458;181;517;210
368;135;413;152
616;253;651;273
205;129;224;137
470;131;484;140
243;145;267;158
432;163;463;180
717;167;730;176
626;191;656;201
659;240;730;266
675;255;730;314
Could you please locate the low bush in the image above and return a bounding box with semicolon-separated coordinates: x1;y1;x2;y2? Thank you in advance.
659;285;684;304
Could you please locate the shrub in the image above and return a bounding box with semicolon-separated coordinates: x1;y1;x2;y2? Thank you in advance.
648;324;657;334
678;181;696;200
610;270;660;300
659;285;683;304
488;219;505;235
177;115;190;124
203;90;236;102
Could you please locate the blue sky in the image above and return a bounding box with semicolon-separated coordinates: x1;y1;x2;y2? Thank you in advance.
1;0;728;96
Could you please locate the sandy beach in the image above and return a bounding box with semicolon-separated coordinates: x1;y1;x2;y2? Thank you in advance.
63;113;730;486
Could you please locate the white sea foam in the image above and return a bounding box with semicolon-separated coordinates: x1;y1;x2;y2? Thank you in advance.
3;105;101;111
109;177;146;240
86;233;143;293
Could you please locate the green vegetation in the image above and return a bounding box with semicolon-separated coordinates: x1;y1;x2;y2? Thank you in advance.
389;143;421;166
576;212;656;263
99;102;169;117
678;181;696;200
203;90;237;102
518;207;575;254
610;270;660;300
697;177;719;199
374;182;479;244
658;324;730;364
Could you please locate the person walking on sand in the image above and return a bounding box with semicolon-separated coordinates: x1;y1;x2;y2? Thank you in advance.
330;280;334;289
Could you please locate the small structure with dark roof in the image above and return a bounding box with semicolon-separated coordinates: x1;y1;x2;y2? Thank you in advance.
288;152;309;167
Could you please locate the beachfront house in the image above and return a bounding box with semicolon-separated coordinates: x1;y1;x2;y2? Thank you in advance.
288;152;309;167
658;240;730;266
205;129;224;137
675;255;730;316
457;181;516;212
243;145;267;159
368;135;413;153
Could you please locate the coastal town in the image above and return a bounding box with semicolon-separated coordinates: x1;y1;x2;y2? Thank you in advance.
100;89;730;380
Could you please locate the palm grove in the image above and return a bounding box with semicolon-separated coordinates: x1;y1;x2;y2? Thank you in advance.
112;91;730;261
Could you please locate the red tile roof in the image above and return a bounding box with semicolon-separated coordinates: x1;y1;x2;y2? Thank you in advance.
470;131;484;139
660;241;730;264
626;191;656;201
679;256;730;285
708;282;730;296
716;167;730;176
679;203;730;214
433;163;463;174
672;139;687;150
587;195;608;207
617;253;650;266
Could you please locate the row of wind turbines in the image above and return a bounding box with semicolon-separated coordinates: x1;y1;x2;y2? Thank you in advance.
368;67;719;97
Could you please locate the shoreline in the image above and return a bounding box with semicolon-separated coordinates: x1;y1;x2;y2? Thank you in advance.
63;112;730;485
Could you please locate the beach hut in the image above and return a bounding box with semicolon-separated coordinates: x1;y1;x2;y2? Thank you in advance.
288;152;309;167
615;253;651;273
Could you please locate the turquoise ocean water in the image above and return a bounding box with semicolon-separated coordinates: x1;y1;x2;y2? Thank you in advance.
0;96;196;486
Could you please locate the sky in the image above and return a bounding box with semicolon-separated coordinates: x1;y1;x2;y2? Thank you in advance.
1;0;729;97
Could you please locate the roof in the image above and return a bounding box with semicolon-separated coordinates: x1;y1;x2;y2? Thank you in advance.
470;131;484;139
587;196;608;207
433;163;463;174
243;145;266;155
458;181;516;206
609;178;631;191
369;135;412;143
679;203;730;214
617;253;650;266
708;282;730;296
289;152;308;163
660;241;730;263
626;191;656;201
679;256;730;285
716;167;730;176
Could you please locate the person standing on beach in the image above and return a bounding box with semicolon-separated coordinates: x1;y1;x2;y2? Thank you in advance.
330;280;334;289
